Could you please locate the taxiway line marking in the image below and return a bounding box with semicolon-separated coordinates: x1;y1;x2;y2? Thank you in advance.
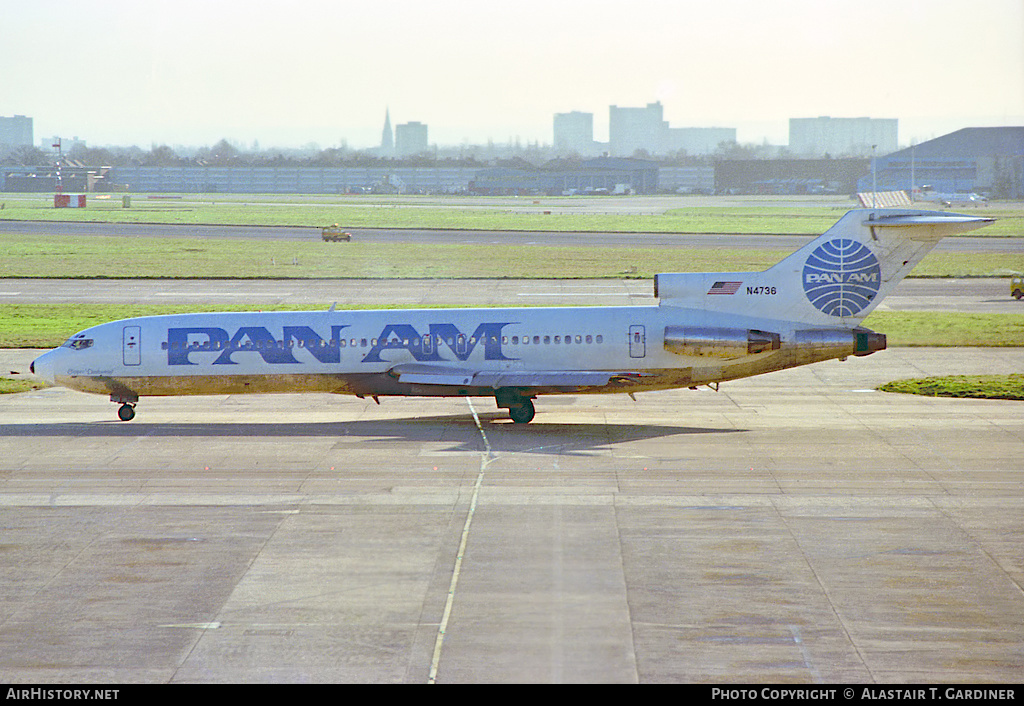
428;398;491;684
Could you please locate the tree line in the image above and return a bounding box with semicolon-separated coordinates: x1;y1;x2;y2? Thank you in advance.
2;137;787;168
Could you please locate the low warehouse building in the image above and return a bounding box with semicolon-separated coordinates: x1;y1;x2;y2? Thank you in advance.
470;157;659;195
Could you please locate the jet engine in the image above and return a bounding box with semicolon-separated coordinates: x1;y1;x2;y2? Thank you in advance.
793;328;886;357
663;326;781;359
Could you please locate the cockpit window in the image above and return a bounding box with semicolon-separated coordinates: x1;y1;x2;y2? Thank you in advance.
62;336;94;350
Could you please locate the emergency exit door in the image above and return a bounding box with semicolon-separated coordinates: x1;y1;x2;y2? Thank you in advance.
123;326;141;366
629;325;646;358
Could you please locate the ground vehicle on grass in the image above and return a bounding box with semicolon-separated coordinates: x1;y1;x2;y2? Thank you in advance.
322;225;351;242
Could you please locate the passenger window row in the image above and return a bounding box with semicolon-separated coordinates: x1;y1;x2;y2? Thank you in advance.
163;333;606;351
504;334;604;345
163;339;368;351
386;334;605;347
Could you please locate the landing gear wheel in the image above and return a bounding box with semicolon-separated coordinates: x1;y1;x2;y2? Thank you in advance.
508;400;535;424
117;403;136;422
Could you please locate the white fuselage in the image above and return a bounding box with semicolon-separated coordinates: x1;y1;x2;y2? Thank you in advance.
30;303;851;401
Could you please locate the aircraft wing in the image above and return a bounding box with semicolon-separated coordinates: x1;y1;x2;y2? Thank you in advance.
389;363;641;388
473;371;621;388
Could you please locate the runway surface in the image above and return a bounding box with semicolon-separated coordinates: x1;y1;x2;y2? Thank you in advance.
1;346;1022;683
1;276;1017;314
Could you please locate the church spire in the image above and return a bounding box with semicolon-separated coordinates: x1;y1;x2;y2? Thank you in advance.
380;108;394;156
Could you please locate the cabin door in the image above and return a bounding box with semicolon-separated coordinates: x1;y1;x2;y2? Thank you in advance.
123;326;141;366
629;325;646;358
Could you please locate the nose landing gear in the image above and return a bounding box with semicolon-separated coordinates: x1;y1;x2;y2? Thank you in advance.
111;392;139;422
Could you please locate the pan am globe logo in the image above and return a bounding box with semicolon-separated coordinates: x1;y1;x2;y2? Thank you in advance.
802;239;881;317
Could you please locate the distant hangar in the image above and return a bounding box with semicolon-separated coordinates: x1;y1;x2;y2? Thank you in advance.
859;127;1024;199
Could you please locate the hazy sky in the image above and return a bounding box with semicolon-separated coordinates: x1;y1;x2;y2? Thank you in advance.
3;0;1022;150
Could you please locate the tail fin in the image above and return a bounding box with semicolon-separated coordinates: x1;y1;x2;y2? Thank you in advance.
656;208;994;326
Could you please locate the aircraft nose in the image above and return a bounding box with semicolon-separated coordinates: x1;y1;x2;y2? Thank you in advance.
31;350;56;385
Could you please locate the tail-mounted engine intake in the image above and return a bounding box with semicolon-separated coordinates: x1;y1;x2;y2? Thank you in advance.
664;326;781;359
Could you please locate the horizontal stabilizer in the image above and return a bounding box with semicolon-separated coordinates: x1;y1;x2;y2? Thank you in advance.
863;212;995;238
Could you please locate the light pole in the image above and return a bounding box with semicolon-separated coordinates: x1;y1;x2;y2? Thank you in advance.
871;145;877;208
52;138;62;195
910;143;915;202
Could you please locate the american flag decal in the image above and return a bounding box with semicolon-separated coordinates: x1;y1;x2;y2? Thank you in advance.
708;281;742;295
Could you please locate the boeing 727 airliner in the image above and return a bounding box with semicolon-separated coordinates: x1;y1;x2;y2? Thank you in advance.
31;208;993;423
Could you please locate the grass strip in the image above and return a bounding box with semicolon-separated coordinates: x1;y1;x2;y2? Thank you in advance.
1;234;1020;279
862;311;1024;347
0;201;843;233
2;198;1021;236
0;235;783;279
0;378;44;394
879;375;1024;401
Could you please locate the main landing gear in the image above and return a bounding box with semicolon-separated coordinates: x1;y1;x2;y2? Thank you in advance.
117;403;136;422
495;389;536;424
508;400;536;424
